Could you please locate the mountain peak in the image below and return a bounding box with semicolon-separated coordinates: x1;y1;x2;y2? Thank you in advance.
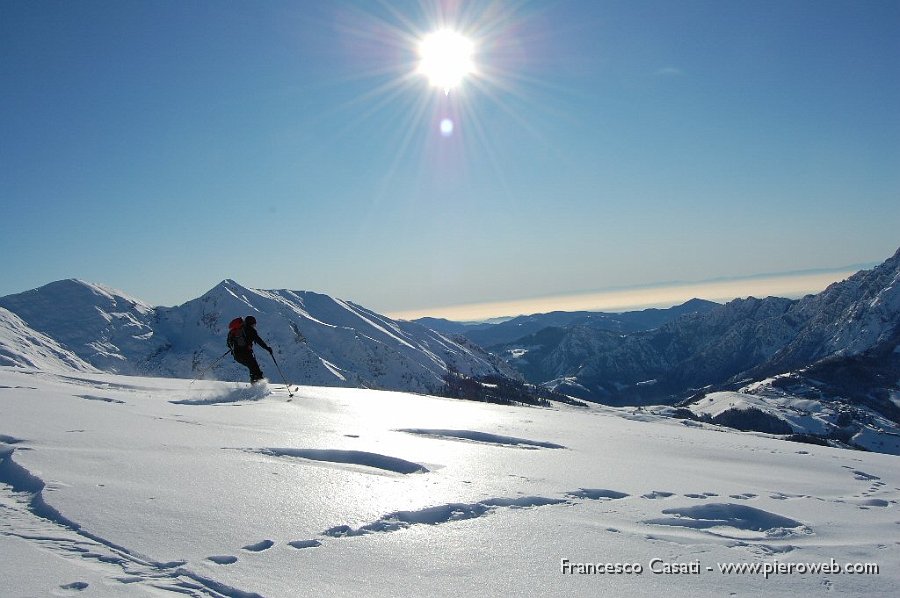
7;279;152;312
203;279;258;300
679;298;719;310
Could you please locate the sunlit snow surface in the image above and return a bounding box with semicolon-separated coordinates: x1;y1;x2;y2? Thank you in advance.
1;367;898;597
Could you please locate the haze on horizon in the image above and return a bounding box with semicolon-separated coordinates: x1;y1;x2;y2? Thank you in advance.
385;266;865;321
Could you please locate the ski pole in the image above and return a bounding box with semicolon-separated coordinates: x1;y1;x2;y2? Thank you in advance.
190;349;232;387
268;351;295;398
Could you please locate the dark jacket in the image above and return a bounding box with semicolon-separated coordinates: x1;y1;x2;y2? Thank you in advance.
242;324;270;353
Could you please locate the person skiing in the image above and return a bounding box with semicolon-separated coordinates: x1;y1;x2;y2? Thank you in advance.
227;315;272;383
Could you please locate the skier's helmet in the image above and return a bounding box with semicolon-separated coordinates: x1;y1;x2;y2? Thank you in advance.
245;315;257;326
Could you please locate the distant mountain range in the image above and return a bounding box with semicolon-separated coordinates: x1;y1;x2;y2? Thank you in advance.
486;248;899;409
0;279;516;394
416;298;720;347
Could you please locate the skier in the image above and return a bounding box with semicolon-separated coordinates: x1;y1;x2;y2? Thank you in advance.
227;315;272;384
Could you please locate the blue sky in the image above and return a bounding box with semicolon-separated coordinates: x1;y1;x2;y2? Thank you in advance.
2;1;898;319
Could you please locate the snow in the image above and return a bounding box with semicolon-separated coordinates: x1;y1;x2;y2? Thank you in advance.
2;363;898;597
682;389;900;453
0;308;95;373
690;392;792;421
334;298;417;351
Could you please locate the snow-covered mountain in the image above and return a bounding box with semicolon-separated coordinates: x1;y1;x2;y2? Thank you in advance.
503;247;900;407
748;248;900;377
0;280;154;372
0;279;515;395
0;307;95;372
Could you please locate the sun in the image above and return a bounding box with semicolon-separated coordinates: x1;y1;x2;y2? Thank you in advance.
417;29;475;93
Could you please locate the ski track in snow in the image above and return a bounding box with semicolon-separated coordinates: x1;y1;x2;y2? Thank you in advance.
0;446;264;598
49;374;160;393
171;384;272;406
396;428;567;449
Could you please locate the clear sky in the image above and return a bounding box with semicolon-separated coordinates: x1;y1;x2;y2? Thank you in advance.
2;1;898;319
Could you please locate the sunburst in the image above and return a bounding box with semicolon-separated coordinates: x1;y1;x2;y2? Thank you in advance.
321;1;555;198
417;29;476;93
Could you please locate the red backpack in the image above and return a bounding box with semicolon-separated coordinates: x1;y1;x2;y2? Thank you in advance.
226;317;248;350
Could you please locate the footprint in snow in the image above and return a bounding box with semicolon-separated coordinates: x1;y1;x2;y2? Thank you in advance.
208;555;238;565
644;503;811;541
769;492;808;500
74;394;125;404
245;448;428;475
854;498;891;509
729;493;758;500
242;540;275;552
842;466;881;481
288;539;322;549
641;491;676;500
566;489;629;501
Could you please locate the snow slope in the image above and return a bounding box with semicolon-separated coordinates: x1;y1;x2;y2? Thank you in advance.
0;307;95;373
1;364;898;597
0;279;154;372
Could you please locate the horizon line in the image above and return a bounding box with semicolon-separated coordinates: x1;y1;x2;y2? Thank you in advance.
385;267;863;322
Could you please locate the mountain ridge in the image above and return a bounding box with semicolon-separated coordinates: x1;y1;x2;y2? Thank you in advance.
0;279;517;395
418;298;721;348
